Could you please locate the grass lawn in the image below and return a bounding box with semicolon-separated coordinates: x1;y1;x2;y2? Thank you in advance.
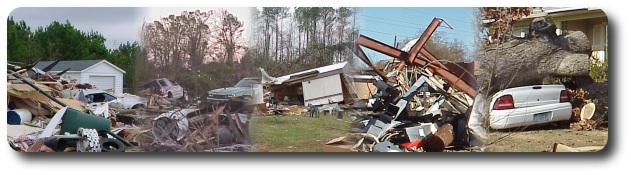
250;114;354;152
485;127;608;152
249;113;609;152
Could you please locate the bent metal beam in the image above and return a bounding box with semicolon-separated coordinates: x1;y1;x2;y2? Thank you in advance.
356;30;477;97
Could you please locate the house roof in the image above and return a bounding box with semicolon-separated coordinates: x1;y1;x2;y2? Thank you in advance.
34;60;126;73
482;7;601;25
275;62;349;84
523;7;600;19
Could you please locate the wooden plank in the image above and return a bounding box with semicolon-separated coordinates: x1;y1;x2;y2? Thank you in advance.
553;143;604;152
27;139;45;152
553;143;578;152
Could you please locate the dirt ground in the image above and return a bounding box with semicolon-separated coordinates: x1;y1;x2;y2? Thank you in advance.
484;126;608;152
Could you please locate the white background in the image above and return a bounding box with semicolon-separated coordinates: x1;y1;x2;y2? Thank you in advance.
1;0;625;174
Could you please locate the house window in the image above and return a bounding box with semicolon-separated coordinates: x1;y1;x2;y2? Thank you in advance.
592;22;608;62
511;26;528;38
592;23;606;51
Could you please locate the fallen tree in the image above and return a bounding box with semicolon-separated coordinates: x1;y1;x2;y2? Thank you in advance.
478;17;592;95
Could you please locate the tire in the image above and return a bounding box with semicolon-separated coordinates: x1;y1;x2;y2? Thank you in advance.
168;92;173;98
132;104;145;109
99;138;125;152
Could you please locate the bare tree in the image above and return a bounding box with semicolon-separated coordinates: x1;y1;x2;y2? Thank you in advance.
480;7;535;44
212;9;245;62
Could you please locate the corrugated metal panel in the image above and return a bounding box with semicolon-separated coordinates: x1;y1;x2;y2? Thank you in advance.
302;74;343;106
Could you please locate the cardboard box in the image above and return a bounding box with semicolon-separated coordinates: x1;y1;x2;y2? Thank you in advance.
323;136;355;152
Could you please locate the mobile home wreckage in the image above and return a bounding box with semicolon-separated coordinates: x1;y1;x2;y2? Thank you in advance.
346;18;484;152
259;62;356;107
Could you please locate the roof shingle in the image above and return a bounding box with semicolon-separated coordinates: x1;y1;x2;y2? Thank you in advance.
34;60;104;72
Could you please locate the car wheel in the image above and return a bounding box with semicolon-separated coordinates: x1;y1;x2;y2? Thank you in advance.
132;104;145;109
99;138;125;152
168;92;173;98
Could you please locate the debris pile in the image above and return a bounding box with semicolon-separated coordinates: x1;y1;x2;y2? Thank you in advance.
566;80;607;131
145;104;252;152
339;18;480;152
7;63;133;152
7;61;158;152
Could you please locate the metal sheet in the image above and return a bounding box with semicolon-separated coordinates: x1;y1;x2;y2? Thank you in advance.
302;74;344;106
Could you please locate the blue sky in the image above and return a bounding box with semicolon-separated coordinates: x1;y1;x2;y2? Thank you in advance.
358;7;478;61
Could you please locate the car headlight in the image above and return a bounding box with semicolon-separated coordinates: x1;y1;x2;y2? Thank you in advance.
228;94;236;98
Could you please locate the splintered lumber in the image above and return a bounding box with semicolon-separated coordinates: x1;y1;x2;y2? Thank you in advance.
552;143;604;152
27;139;45;152
224;110;244;144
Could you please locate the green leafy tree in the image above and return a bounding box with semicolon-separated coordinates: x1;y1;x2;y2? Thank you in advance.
108;42;141;91
33;20;109;61
7;17;42;64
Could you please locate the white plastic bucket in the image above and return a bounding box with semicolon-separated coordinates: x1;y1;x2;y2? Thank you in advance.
8;109;33;124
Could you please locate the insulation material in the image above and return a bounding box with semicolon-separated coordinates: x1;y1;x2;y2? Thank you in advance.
351;81;377;100
302;74;344;106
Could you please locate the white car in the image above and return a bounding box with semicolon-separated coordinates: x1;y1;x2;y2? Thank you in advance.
79;90;146;109
488;85;572;129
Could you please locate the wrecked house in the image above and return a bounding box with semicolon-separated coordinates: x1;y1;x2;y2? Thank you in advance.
260;62;356;106
346;18;482;152
34;60;126;95
353;57;479;112
8;65;134;152
8;61;252;152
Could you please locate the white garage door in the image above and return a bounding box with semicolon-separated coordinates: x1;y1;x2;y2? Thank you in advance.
89;76;115;93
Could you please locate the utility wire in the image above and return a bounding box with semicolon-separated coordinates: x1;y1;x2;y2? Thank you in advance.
358;17;479;38
359;14;426;27
361;14;478;35
361;18;423;30
359;28;477;48
359;28;416;39
403;7;478;26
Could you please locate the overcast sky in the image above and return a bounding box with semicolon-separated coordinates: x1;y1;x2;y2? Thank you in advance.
8;7;253;50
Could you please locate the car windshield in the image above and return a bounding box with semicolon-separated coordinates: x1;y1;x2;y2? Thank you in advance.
158;79;168;87
87;93;117;103
235;79;257;88
162;79;175;86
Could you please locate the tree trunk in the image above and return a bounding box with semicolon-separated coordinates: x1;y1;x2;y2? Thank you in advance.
478;30;591;94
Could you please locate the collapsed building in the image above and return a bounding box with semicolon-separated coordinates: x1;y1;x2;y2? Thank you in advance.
259;62;356;107
342;18;484;152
